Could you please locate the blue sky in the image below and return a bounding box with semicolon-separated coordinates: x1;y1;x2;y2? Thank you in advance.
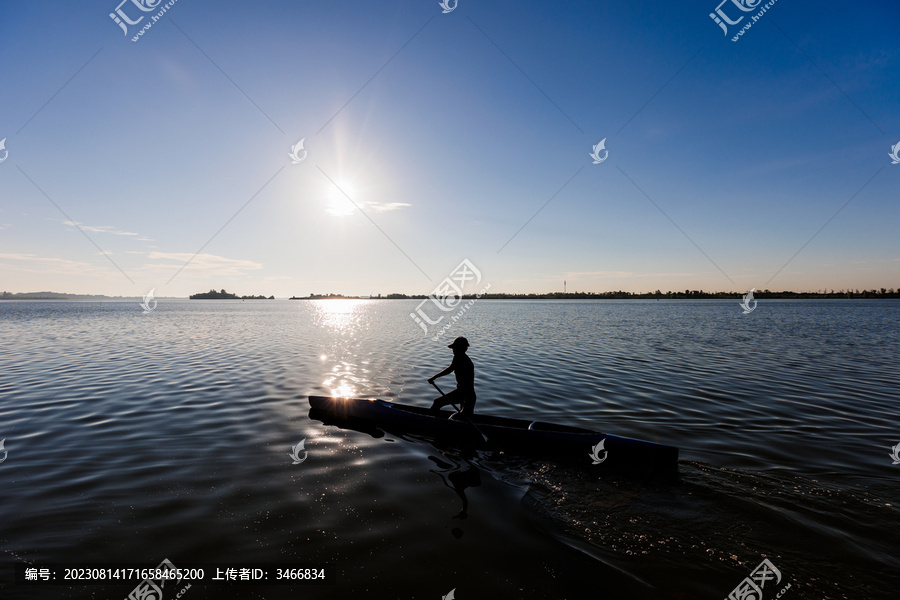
1;0;898;297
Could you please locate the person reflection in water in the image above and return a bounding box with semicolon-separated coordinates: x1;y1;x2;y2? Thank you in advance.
447;466;481;519
428;336;476;417
429;455;482;522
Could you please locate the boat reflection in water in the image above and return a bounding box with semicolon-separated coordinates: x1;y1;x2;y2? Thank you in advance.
307;394;684;552
307;399;486;534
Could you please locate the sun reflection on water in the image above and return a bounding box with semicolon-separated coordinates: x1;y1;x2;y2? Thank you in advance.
311;300;371;396
323;378;358;398
310;298;368;333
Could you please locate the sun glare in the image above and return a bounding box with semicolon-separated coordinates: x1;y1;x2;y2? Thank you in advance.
314;298;365;314
324;179;359;217
310;298;369;334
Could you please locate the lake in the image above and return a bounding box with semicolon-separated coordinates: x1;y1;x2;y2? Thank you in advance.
1;299;898;599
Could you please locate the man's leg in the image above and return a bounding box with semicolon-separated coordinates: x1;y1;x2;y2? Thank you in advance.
430;389;460;412
458;393;476;416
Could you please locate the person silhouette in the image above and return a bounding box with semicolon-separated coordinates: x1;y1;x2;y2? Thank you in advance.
428;337;476;416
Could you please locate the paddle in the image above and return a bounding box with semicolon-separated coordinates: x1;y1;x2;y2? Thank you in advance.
431;381;489;444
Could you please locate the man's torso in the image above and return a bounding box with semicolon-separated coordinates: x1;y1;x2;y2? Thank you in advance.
453;354;475;396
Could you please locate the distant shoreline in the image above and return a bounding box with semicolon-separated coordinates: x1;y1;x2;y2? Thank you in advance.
294;290;900;300
3;290;899;301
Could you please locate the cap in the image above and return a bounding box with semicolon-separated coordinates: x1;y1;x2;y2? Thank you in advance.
448;336;469;349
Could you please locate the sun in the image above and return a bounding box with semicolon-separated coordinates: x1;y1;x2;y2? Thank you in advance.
324;178;359;217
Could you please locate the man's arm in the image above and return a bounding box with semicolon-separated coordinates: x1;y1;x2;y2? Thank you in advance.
428;362;455;384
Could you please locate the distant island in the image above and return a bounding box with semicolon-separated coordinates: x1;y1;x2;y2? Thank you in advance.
1;291;73;300
189;289;274;300
0;291;157;301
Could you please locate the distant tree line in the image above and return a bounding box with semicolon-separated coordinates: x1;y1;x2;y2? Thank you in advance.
4;288;899;301
1;291;70;299
302;293;356;299
299;289;900;300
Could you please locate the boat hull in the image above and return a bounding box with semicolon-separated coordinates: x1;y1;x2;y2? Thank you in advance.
308;396;678;471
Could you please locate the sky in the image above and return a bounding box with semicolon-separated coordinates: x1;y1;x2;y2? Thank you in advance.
0;0;898;297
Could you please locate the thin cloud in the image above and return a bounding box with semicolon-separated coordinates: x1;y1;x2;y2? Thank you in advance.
0;252;103;274
144;251;263;277
63;220;139;236
327;200;411;217
368;201;411;213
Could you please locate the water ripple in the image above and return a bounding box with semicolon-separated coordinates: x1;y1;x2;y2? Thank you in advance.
1;299;898;598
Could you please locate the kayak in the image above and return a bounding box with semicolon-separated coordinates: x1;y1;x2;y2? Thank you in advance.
308;395;678;471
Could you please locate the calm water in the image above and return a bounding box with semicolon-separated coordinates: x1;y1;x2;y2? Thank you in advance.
1;299;898;599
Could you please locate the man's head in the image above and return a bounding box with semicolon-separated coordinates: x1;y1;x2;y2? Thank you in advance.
448;336;469;354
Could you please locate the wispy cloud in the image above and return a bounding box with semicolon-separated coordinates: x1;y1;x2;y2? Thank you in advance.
62;220;139;236
368;202;411;213
143;251;263;277
326;200;411;217
0;252;103;275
